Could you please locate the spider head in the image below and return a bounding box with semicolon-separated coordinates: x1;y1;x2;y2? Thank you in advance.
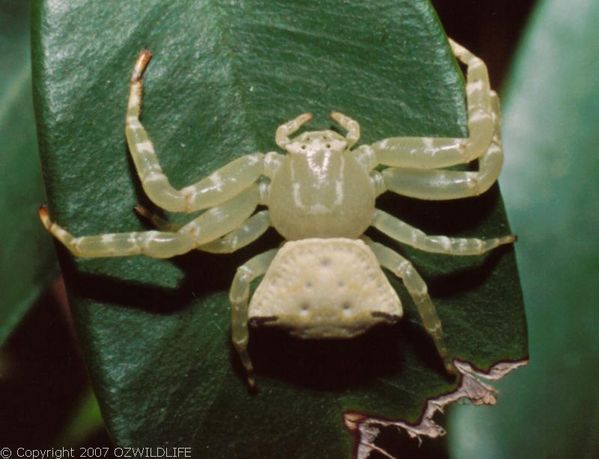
285;130;348;156
275;112;360;154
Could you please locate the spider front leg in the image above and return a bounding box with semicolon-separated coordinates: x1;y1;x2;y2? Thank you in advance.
229;249;278;388
372;209;515;256
126;50;266;213
367;38;496;170
366;239;454;373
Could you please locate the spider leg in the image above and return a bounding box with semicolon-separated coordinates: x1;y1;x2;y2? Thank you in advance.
372;209;515;256
126;50;266;213
134;204;181;231
177;183;261;246
379;92;502;200
366;239;454;373
330;111;360;147
275;112;313;148
365;38;496;170
39;205;194;259
197;210;271;254
39;184;261;258
136;190;270;254
229;248;279;388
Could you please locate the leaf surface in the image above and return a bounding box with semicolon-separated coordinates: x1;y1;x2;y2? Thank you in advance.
33;0;526;456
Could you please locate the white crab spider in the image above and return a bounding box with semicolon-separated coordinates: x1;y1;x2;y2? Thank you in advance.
40;39;515;388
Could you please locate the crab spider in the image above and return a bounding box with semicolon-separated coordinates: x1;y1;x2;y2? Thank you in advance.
41;39;515;388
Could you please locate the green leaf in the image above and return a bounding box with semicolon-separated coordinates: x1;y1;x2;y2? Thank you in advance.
33;0;526;456
450;0;599;457
0;0;56;345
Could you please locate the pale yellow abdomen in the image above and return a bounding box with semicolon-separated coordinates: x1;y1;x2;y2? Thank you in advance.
248;238;402;338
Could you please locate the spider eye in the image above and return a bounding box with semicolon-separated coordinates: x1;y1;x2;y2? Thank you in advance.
301;144;306;150
326;144;331;149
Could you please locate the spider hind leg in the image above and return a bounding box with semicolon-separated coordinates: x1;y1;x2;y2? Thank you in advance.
366;239;455;374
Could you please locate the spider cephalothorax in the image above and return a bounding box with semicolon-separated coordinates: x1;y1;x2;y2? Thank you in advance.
41;39;515;388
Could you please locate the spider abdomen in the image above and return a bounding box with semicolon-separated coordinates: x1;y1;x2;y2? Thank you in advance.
248;238;402;339
268;151;375;240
